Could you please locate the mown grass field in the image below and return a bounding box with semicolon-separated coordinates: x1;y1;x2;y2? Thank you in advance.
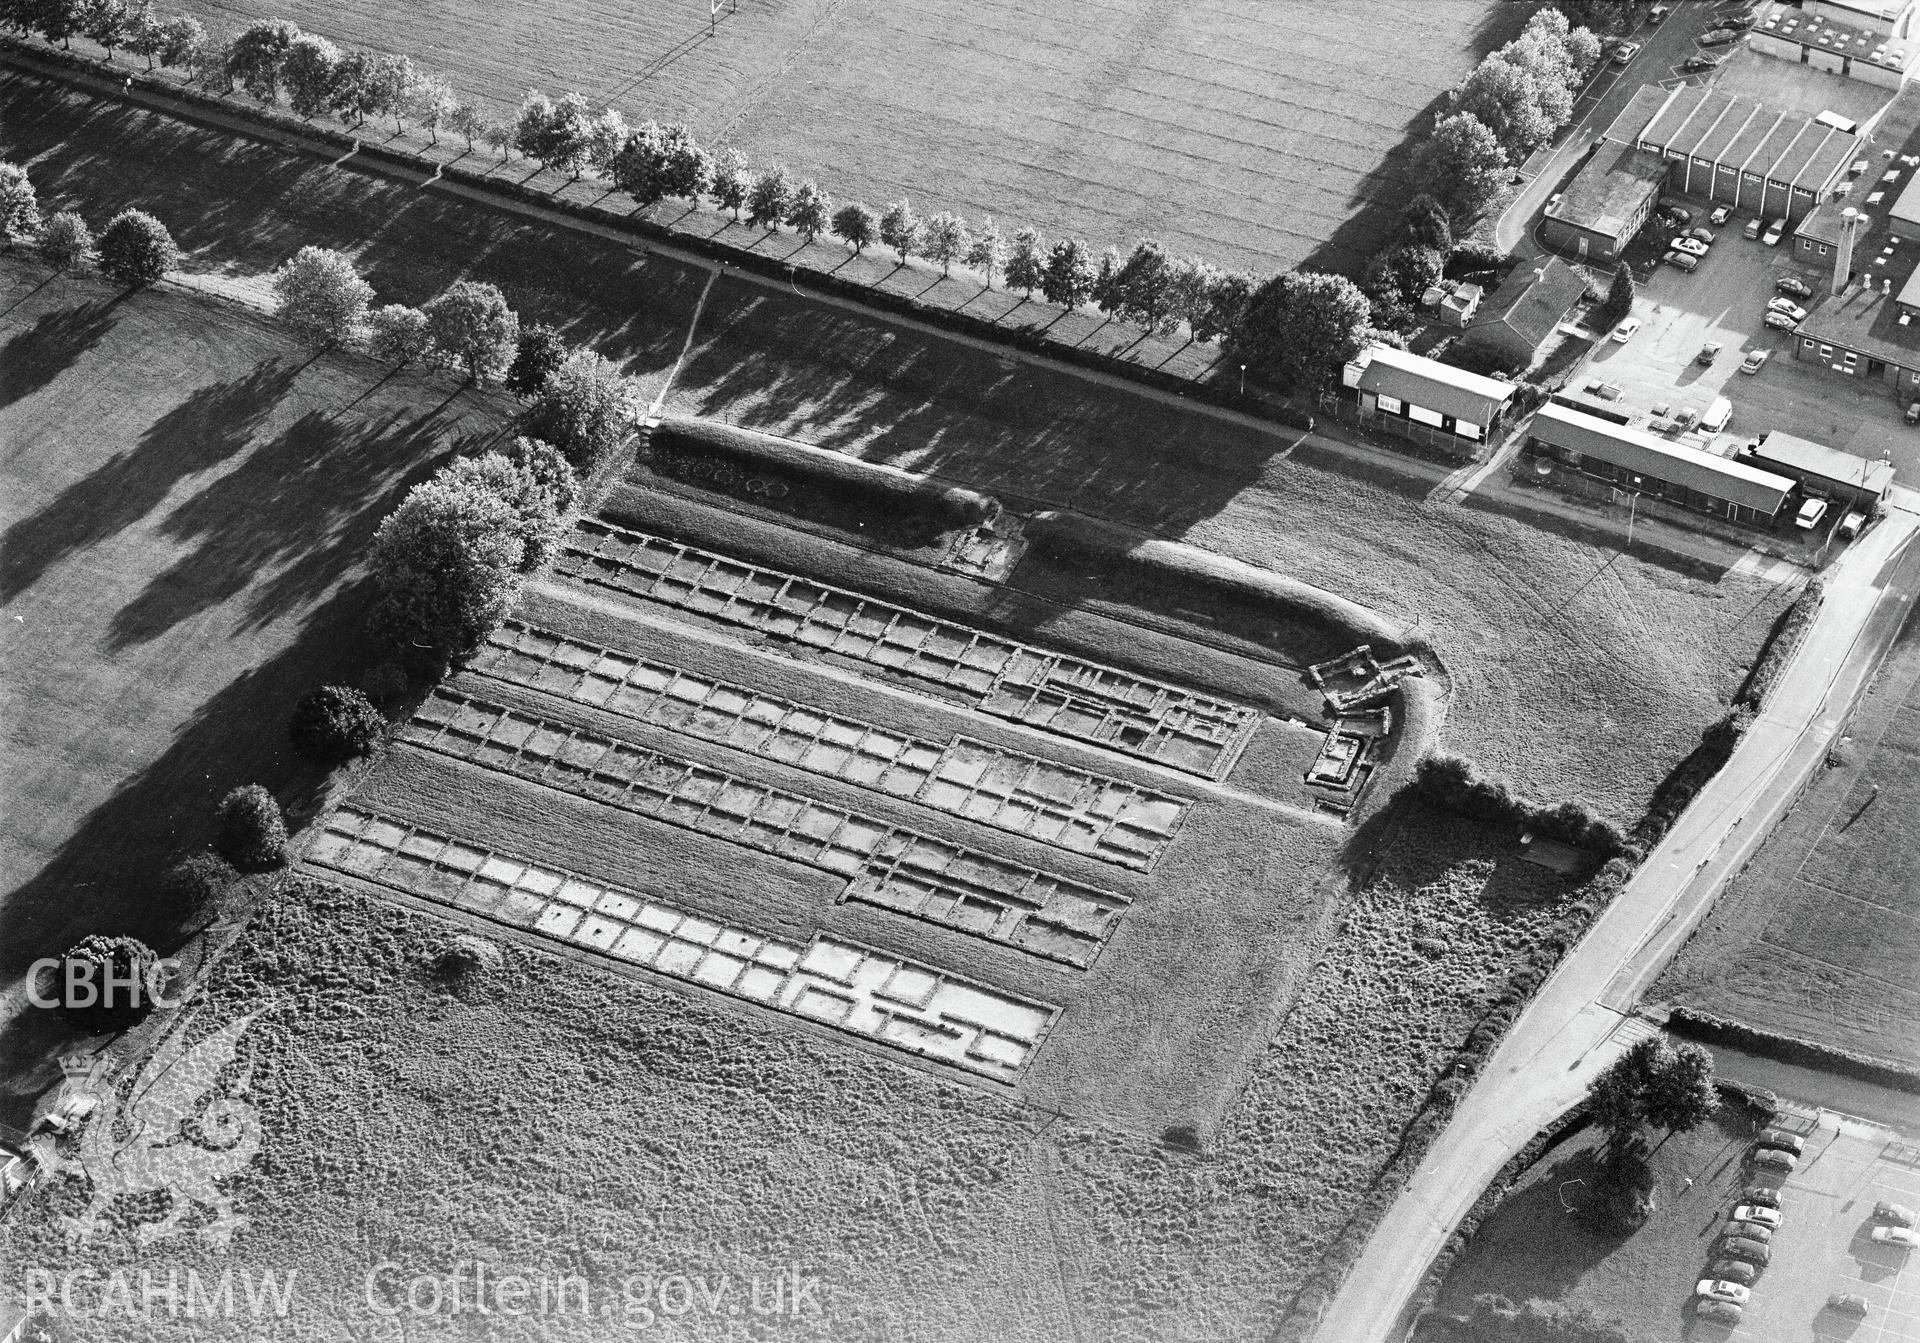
1655;609;1920;1068
157;0;1522;276
0;258;513;1125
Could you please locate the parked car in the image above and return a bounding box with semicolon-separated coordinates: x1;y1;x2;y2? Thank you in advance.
1759;1129;1806;1155
1698;342;1722;366
1721;1236;1771;1265
1611;317;1642;342
1733;1204;1783;1229
1906;400;1920;424
1700;27;1742;45
1750;1148;1796;1174
1710;205;1732;225
1768;297;1808;319
1649;4;1670;22
1828;1293;1869;1316
1763;218;1786;245
1741;349;1771;374
1776;275;1813;298
1696;1279;1750;1304
1873;1225;1920;1248
1841;511;1866;540
1723;1219;1775;1243
1673;236;1710;257
1665;250;1701;272
1707;1259;1757;1285
1685;52;1727;72
1745;217;1764;240
1742;1186;1782;1208
1547;192;1564;213
1765;311;1799;330
1688;225;1718;245
1874;1201;1918;1226
1696;1300;1743;1325
1661;201;1695;225
1613;40;1641;64
1797;498;1830;530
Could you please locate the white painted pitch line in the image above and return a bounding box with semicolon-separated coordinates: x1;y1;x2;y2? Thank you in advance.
648;267;719;421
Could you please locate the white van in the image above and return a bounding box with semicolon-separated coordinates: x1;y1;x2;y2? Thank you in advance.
1701;396;1733;434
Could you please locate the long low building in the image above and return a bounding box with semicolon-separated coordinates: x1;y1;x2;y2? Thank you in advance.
1341;345;1516;456
1736;429;1896;511
1524;402;1796;525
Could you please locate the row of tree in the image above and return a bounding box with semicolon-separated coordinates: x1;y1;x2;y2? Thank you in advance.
1411;7;1603;223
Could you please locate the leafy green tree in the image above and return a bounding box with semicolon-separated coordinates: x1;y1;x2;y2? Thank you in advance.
328;49;382;127
965;215;1003;287
1413;112;1509;221
1194;268;1255;345
517;351;636;472
38;211;93;275
1361;243;1444;315
424;280;519;384
1114;238;1174;331
33;0;82;48
746;164;792;232
512;90;559;168
612;122;712;204
186;27;230;89
879;199;921;263
447;102;483;151
96;209;178;287
1595;263;1634;329
831;200;877;254
1040;237;1093;309
786;179;832;243
439;444;574;571
80;0;132;60
367;471;527;661
0;163;41;246
123;0;161;68
1453;51;1569;157
1643;1040;1718;1147
408;72;455;145
367;304;432;364
505;321;569;399
1167;255;1215;336
366;53;420;135
1091;246;1123;316
280;32;338;119
921;211;968;275
659;126;711;200
1231;269;1372;391
709;146;749;220
288;685;384;763
225;18;298;103
1400;192;1453;254
481;119;512;160
155;12;202;70
215;784;287;870
581;105;625;174
271;245;372;345
1004;226;1044;296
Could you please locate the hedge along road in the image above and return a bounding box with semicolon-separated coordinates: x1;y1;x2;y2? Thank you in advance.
1310;493;1920;1343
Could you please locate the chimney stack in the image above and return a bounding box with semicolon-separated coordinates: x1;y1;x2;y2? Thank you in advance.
1836;207;1865;296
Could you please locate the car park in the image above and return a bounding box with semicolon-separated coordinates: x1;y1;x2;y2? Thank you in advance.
1796;499;1829;530
1696;1279;1750;1304
1745;218;1763;240
1672;237;1709;257
1700;27;1742;44
1874;1201;1918;1226
1759;1129;1806;1155
1741;349;1770;374
1872;1225;1920;1248
1696;1300;1743;1325
1828;1293;1870;1316
1613;40;1640;64
1664;250;1700;272
1685;52;1726;72
1763;218;1785;245
1721;1236;1771;1265
1776;275;1813;298
1764;311;1798;331
1697;342;1721;366
1732;1204;1782;1229
1707;1259;1757;1285
1710;205;1731;225
1750;1148;1796;1173
1611;317;1641;342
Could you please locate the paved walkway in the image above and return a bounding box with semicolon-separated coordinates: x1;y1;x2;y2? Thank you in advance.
1310;491;1920;1343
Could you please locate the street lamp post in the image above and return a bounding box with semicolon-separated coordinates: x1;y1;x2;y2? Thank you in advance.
1239;363;1246;397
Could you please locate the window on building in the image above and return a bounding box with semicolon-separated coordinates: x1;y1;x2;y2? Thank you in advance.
1376;394;1402;414
1743;172;1762;183
1455;420;1482;440
1408;404;1444;428
1820;244;1830;255
1804;337;1817;349
1844;351;1859;367
1821;345;1834;357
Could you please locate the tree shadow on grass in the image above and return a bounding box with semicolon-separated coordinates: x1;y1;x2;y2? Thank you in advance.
0;294;123;410
1436;1144;1617;1311
104;390;498;651
0;357;302;603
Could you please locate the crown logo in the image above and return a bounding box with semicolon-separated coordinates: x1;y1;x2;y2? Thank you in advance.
59;1052;99;1084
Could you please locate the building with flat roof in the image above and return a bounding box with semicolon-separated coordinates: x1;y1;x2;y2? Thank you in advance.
1753;3;1920;86
1737;429;1896;510
1602;83;1861;224
1341;345;1515;458
1541;139;1667;262
1523;402;1795;526
1462;259;1589;372
1807;0;1916;39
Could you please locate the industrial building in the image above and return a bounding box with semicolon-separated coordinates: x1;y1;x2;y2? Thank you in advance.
1736;431;1896;512
1341;345;1515;457
1540;140;1667;262
1750;1;1920;86
1522;403;1795;526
